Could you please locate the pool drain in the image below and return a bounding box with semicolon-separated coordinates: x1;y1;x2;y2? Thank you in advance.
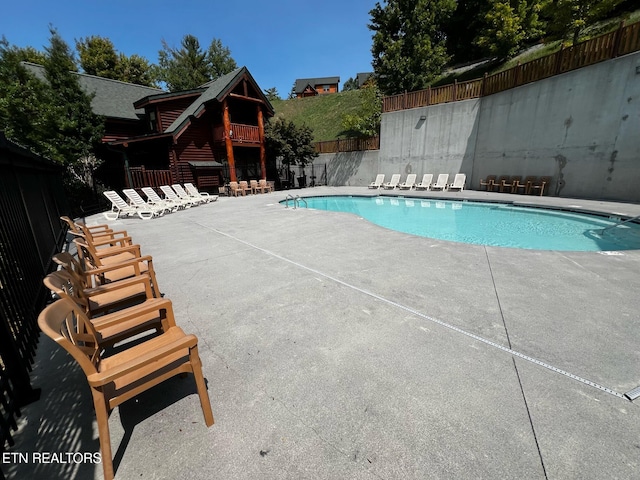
624;386;640;401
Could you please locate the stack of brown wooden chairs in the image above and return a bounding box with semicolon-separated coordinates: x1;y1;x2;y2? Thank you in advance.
478;175;551;195
39;217;214;480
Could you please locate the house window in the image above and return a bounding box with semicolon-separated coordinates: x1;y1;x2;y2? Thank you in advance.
148;111;157;132
323;85;331;92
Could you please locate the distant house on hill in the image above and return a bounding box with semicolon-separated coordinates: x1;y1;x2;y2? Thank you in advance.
22;62;274;192
294;76;340;97
356;72;374;88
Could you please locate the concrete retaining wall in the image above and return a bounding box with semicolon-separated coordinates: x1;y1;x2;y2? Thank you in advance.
319;51;640;202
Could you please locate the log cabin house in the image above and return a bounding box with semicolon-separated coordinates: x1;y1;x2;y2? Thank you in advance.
22;63;274;193
294;76;340;97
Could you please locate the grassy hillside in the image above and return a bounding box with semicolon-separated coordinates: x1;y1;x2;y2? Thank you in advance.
270;90;364;142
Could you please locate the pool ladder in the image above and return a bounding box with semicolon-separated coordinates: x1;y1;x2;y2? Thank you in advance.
284;194;307;209
600;213;640;233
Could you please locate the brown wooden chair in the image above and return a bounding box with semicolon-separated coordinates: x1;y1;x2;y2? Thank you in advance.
54;251;160;292
61;216;113;238
228;181;243;196
494;176;511;192
259;179;273;193
513;176;537;194
38;297;214;480
479;175;496;191
503;176;521;193
530;176;551;196
239;180;252;195
44;269;155;319
73;241;161;297
250;179;264;194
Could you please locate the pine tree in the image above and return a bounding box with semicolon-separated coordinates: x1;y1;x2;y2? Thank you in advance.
156;35;237;92
369;0;456;95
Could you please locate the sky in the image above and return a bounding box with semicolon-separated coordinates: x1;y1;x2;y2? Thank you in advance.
1;0;379;96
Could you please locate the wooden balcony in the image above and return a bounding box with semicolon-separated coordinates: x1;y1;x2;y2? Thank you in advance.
213;123;260;145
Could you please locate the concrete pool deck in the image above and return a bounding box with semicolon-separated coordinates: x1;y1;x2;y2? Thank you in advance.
9;186;640;479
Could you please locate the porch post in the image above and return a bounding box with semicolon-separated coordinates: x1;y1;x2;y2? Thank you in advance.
257;106;266;180
223;99;237;182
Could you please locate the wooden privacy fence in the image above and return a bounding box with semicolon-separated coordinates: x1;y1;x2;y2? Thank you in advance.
0;133;68;469
383;20;640;112
315;136;380;154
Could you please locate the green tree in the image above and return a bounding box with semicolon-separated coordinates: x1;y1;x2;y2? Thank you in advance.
475;0;545;59
0;38;56;156
76;35;156;87
43;28;104;185
341;81;382;137
342;77;359;91
115;53;156;87
263;87;280;101
369;0;456;95
445;0;490;63
544;0;622;44
207;38;237;78
265;118;318;169
0;29;104;197
156;35;237;91
76;36;118;77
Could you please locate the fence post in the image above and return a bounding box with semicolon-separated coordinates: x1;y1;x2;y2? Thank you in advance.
453;80;458;101
426;85;431;106
555;44;565;74
514;62;521;86
403;90;407;109
612;20;625;57
481;73;488;96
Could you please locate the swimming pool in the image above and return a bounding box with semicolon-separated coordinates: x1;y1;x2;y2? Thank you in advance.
285;195;640;251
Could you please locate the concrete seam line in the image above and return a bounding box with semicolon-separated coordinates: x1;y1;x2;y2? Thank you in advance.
199;223;626;401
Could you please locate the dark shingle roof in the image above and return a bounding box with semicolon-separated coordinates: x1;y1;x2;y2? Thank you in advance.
356;72;374;88
294;76;340;94
164;67;274;136
21;62;165;120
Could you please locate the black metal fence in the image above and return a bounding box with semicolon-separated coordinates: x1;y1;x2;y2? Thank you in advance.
0;132;69;473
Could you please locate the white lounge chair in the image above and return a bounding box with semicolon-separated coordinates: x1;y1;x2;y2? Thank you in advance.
185;182;218;202
398;173;417;190
160;185;196;208
141;187;180;212
123;189;168;217
103;191;154;220
382;174;401;190
415;174;433;190
172;184;205;205
368;174;385;189
448;173;466;191
431;174;449;191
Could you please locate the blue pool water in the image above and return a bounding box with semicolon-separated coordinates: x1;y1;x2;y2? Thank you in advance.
286;196;640;251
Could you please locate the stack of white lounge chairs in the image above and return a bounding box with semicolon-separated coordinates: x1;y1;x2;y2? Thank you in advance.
367;173;466;192
103;183;218;220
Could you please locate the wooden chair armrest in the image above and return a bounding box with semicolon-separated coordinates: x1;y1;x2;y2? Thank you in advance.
89;236;134;248
87;331;198;386
83;255;154;278
85;225;112;232
90;244;142;259
90;298;174;330
84;274;153;298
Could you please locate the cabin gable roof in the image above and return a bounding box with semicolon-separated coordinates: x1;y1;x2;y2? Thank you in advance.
164;66;274;138
21;62;165;120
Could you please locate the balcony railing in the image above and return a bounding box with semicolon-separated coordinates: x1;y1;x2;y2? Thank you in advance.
214;124;260;144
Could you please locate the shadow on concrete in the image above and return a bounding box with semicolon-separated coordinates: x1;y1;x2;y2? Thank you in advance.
7;336;100;480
